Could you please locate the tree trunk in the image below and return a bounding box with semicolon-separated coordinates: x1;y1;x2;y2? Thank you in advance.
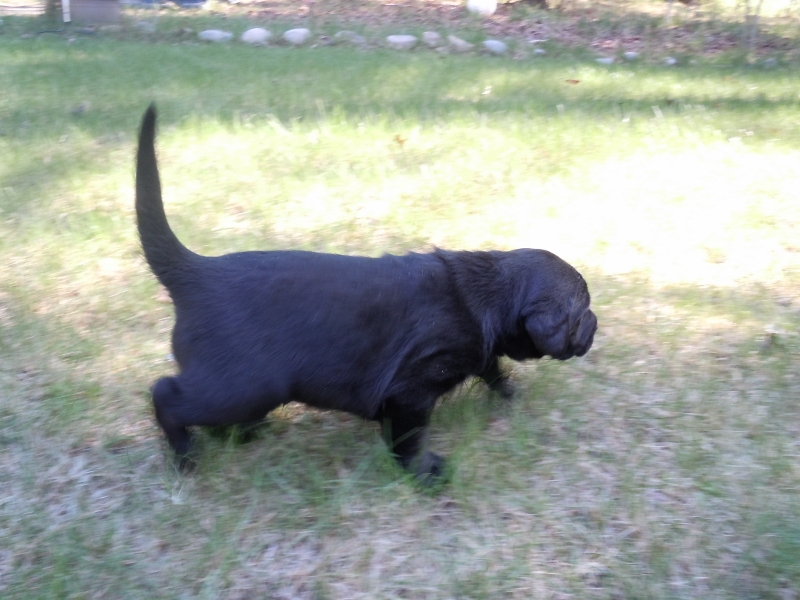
746;0;765;50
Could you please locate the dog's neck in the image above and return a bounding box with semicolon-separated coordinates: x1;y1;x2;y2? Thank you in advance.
435;249;522;358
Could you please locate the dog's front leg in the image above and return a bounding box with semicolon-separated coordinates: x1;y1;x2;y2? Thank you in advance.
378;399;444;485
481;357;514;399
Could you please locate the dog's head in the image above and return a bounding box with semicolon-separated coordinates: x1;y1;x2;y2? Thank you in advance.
507;250;597;361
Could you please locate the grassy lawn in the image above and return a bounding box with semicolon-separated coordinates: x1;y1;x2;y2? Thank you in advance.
1;4;800;598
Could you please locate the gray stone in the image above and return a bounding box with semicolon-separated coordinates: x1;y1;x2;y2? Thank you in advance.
334;30;366;46
422;31;442;48
386;35;418;51
448;35;474;53
596;57;615;65
241;27;271;46
664;56;677;66
198;30;233;43
283;28;311;46
533;48;547;56
482;40;507;55
623;51;639;61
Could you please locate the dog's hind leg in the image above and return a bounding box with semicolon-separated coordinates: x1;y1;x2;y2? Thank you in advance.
378;398;445;485
152;376;193;457
153;371;286;468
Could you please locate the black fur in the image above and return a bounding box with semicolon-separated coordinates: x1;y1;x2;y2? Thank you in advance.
136;104;597;480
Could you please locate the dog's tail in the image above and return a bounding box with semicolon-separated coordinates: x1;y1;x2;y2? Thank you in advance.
136;104;195;288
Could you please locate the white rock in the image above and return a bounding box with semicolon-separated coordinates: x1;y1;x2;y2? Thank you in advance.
448;35;474;53
241;27;271;46
623;51;639;60
283;28;311;45
664;56;677;66
386;35;417;50
482;40;507;55
466;0;497;17
422;31;442;47
533;48;547;55
198;30;233;43
596;57;615;65
334;30;366;45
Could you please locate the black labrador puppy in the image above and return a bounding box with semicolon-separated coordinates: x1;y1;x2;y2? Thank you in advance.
136;105;597;481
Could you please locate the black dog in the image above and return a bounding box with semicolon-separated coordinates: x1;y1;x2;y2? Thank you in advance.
136;104;597;481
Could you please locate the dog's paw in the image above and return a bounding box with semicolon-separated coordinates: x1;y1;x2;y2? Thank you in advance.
176;452;197;473
489;377;515;400
413;451;448;487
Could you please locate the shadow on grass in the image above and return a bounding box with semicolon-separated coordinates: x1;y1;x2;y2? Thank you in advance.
5;37;800;121
2;34;800;209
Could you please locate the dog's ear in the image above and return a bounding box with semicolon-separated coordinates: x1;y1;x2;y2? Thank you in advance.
571;308;597;357
523;305;571;360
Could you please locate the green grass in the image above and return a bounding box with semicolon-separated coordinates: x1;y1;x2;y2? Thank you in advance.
1;7;800;598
